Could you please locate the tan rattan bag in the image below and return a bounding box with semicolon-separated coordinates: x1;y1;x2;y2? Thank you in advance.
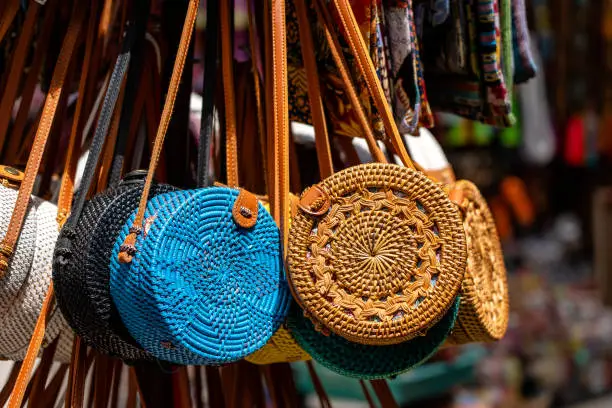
446;180;509;344
287;0;467;346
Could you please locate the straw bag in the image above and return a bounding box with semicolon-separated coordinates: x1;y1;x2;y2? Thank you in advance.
0;3;94;363
287;0;466;346
52;0;176;361
110;0;290;365
446;179;509;344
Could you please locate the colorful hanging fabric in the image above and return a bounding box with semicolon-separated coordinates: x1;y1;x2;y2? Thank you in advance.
511;0;536;83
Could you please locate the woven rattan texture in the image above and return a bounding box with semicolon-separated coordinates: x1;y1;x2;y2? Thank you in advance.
288;163;466;345
244;202;311;365
110;187;291;365
288;297;460;379
447;180;509;344
0;186;73;361
246;325;311;364
53;180;175;361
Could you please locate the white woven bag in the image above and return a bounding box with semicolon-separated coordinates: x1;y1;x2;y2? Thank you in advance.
0;180;73;362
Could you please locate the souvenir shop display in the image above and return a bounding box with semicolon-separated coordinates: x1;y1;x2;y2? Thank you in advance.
0;0;542;405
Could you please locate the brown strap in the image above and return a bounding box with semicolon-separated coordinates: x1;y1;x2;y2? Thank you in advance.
27;336;59;406
0;0;19;46
0;1;42;153
117;0;199;263
57;0;101;225
360;380;376;408
294;0;334;180
204;367;225;408
312;0;386;164
305;361;332;408
329;0;414;168
68;337;90;408
271;0;290;251
174;366;192;408
247;2;268;192
38;363;69;407
370;380;399;408
7;280;56;408
0;2;85;274
221;0;239;187
0;363;22;407
5;0;59;162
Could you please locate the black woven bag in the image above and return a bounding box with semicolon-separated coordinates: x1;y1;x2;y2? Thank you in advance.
54;172;176;361
52;0;167;361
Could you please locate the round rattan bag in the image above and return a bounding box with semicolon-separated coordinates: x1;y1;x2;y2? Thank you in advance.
287;297;460;379
53;171;176;361
288;162;467;345
110;187;291;365
446;180;509;344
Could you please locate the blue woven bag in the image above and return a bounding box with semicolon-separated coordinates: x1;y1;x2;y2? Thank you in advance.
110;187;291;365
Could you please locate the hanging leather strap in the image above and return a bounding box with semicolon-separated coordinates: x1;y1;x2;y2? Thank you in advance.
116;0;200;263
305;361;331;408
270;0;290;251
0;362;21;407
247;0;268;191
5;0;58;162
329;0;414;168
370;379;399;408
56;0;101;225
0;0;20;46
0;1;42;153
220;0;239;187
294;0;334;180
360;380;376;408
312;0;386;164
7;280;57;408
27;336;59;406
198;0;220;188
0;2;85;275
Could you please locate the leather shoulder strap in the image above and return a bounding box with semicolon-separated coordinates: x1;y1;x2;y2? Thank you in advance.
330;0;414;168
0;0;20;46
117;0;199;263
198;0;220;188
294;0;334;180
0;2;85;274
0;1;42;153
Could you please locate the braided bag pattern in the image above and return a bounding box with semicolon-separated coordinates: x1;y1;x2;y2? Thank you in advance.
447;180;509;344
288;297;460;379
288;163;466;345
0;187;73;361
53;180;175;361
110;187;291;365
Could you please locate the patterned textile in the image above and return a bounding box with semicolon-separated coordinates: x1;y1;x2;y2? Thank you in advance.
424;0;514;127
385;0;435;133
511;0;536;84
287;0;391;141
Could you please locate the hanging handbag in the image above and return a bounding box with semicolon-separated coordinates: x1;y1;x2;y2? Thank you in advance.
110;0;290;365
281;0;460;379
0;2;90;362
52;0;177;362
287;0;466;346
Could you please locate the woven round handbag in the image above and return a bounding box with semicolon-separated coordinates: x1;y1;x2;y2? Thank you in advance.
287;0;466;346
287;297;460;379
446;180;509;344
111;187;290;364
110;0;290;365
54;172;176;361
0;174;72;362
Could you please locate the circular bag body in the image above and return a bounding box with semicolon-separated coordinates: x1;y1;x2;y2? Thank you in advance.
0;185;73;361
447;180;509;344
287;297;460;379
288;163;467;345
53;174;176;361
110;187;291;365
